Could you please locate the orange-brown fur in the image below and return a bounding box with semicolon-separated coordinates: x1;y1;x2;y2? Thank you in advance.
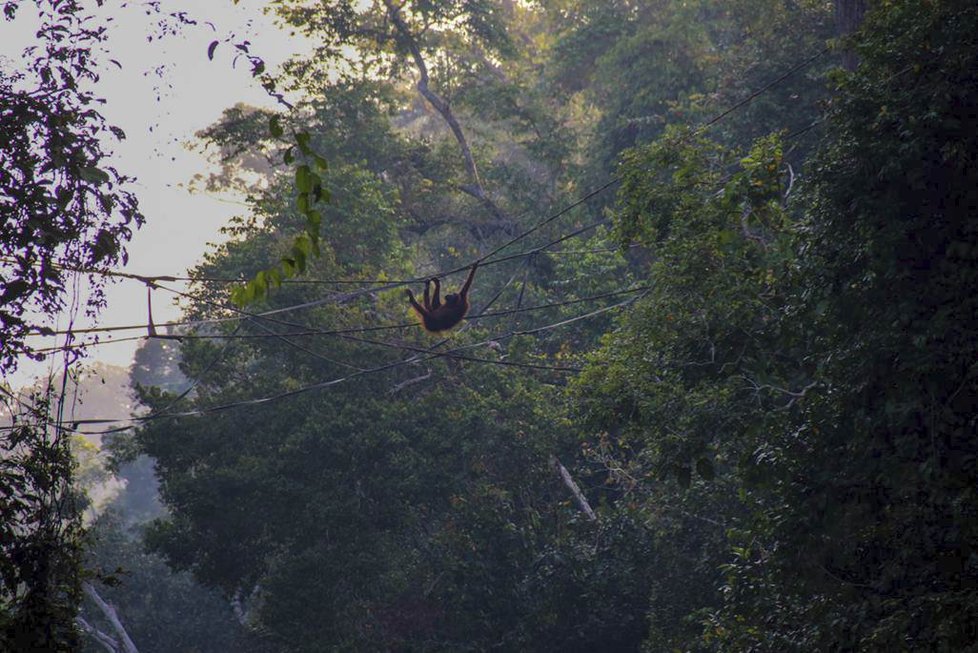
406;263;478;332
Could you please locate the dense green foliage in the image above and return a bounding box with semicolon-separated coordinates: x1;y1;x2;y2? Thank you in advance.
0;0;969;649
0;392;84;651
0;1;145;648
575;1;978;649
0;0;143;370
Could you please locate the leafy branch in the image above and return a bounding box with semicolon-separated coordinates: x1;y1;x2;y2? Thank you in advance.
230;117;330;306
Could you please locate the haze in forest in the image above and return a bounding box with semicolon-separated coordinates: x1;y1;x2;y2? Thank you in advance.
2;1;977;651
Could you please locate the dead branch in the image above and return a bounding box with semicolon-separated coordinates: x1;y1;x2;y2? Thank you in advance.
740;205;769;247
77;615;119;653
83;582;138;653
384;1;509;223
389;370;432;394
550;455;597;521
232;582;264;628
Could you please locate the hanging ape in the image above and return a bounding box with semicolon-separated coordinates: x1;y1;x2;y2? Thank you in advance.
406;262;479;332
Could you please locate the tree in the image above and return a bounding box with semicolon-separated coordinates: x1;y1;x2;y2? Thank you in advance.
573;1;978;649
82;510;260;653
834;0;868;70
281;4;504;174
0;390;84;650
718;2;978;647
0;0;143;371
0;1;146;647
115;5;628;645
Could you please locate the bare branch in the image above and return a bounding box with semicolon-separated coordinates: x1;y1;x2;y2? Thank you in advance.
77;615;119;653
232;583;263;628
550;455;597;521
83;583;139;653
741;375;819;409
740;205;768;246
389;370;432;394
783;163;796;202
384;1;509;223
231;588;249;627
600;456;725;528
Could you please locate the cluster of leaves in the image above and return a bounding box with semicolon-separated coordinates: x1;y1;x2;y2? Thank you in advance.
0;2;147;649
574;1;978;649
99;0;978;651
229;122;331;306
0;392;83;651
0;0;143;371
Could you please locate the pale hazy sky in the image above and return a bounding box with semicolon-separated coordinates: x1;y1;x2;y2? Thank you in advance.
4;1;310;387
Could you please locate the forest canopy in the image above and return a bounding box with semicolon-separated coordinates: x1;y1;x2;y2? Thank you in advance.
2;0;978;651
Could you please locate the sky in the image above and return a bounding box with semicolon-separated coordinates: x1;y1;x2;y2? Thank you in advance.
3;0;310;387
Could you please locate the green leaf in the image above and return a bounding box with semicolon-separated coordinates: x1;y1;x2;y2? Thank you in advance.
91;229;118;263
79;166;110;184
293;233;313;256
1;280;29;302
295;165;312;193
295;132;312;155
229;284;250;307
56;187;73;209
266;268;283;288
291;243;308;272
306;210;321;234
269;115;284;138
98;193;113;213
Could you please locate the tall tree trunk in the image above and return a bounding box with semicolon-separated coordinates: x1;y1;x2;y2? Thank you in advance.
383;0;510;225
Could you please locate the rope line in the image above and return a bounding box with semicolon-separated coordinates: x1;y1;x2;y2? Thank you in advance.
5;47;831;436
26;286;647;356
5;292;644;436
13;44;829;340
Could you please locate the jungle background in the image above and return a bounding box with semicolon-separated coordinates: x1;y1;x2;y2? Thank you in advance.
2;0;977;650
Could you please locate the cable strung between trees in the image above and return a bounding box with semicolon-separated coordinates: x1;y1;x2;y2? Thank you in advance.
3;291;646;436
22;217;614;339
16;45;830;347
7;46;831;436
29;285;646;350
